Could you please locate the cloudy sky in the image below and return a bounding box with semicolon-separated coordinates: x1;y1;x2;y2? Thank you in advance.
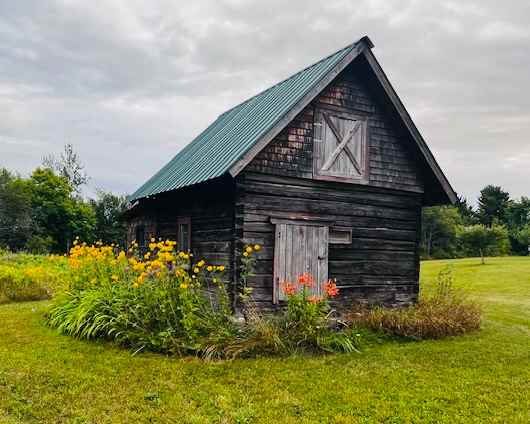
1;0;529;203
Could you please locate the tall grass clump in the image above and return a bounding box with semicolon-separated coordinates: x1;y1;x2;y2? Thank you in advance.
0;253;68;304
347;267;481;339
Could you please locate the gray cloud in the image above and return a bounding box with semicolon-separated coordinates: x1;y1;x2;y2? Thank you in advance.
0;0;528;202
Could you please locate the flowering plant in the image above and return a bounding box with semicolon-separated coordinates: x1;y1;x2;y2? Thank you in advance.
48;237;232;354
280;274;340;339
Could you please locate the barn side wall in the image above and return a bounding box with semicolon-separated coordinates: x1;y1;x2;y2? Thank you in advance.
236;172;421;310
126;178;236;289
239;56;425;310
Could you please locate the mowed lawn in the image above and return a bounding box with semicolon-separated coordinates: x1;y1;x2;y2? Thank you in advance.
1;258;529;423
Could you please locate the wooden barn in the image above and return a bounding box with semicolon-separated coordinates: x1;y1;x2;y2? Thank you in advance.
125;36;456;311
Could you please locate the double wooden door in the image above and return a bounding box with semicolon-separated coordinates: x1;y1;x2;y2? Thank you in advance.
273;222;329;303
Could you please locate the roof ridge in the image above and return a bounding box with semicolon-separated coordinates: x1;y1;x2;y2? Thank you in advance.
218;41;358;118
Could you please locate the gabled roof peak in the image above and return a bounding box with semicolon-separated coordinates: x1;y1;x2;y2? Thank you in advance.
130;36;373;201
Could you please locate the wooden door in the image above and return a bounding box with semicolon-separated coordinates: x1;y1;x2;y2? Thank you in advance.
273;222;329;303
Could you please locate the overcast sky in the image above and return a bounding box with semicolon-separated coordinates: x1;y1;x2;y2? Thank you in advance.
1;0;529;204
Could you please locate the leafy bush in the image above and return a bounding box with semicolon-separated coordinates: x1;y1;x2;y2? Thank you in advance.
0;253;67;304
47;239;233;355
202;273;362;359
347;267;481;339
47;241;362;359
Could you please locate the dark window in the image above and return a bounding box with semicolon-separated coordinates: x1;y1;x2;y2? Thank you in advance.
135;225;146;250
177;217;191;251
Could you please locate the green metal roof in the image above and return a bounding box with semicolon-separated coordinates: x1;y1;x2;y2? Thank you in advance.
129;39;366;201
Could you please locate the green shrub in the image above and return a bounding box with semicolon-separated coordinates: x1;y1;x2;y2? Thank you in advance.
347;267;481;339
47;240;235;355
201;274;362;359
47;241;363;359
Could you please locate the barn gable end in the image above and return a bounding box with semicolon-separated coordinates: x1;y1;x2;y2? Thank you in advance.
245;58;424;194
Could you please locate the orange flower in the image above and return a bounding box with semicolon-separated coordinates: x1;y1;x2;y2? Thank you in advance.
298;273;314;287
308;295;323;304
324;279;339;297
281;281;297;296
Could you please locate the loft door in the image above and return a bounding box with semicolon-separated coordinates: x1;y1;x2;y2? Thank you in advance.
272;222;329;303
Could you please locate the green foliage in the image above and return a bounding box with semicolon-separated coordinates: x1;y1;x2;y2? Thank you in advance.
421;206;462;258
348;267;481;339
47;242;361;359
477;185;510;227
0;253;68;304
2;257;528;422
90;191;128;247
506;197;530;255
0;169;33;250
29;168;96;252
457;223;510;264
455;194;477;225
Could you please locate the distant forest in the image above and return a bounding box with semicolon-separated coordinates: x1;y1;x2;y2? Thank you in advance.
1;145;528;259
422;187;529;261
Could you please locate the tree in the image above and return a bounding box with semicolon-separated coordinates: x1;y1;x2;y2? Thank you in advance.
42;143;89;193
90;191;128;246
513;225;530;255
505;197;530;255
455;194;477;225
421;206;462;258
29;168;95;252
477;185;510;227
458;224;510;264
0;169;33;250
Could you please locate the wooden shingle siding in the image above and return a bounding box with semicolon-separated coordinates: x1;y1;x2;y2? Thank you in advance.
246;108;314;178
236;172;421;309
246;59;424;194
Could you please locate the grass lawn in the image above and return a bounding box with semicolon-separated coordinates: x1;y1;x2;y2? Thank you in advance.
1;257;529;423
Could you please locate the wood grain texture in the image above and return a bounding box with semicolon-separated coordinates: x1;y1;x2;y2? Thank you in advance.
246;58;424;194
236;172;421;309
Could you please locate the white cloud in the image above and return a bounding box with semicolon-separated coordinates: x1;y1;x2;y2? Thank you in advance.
0;0;528;203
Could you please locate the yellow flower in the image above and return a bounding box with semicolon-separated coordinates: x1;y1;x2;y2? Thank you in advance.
253;244;261;251
213;277;218;283
117;251;126;260
111;275;119;281
243;252;249;257
144;252;150;259
180;283;189;289
132;282;139;288
206;265;213;272
217;265;225;272
197;260;205;267
193;267;200;274
245;246;253;253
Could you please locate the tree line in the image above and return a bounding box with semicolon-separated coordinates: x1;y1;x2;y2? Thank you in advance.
1;144;528;259
422;186;530;262
0;144;128;253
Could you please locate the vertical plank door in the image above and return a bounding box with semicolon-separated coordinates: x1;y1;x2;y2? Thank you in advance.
273;223;329;303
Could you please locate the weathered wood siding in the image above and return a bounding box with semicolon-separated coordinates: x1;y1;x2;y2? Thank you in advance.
127;178;236;288
236;172;421;310
247;59;424;194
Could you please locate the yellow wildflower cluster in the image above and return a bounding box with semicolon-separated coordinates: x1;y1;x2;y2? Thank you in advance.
242;244;261;258
67;237;226;291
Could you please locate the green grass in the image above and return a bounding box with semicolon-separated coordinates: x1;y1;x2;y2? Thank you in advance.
0;257;529;423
